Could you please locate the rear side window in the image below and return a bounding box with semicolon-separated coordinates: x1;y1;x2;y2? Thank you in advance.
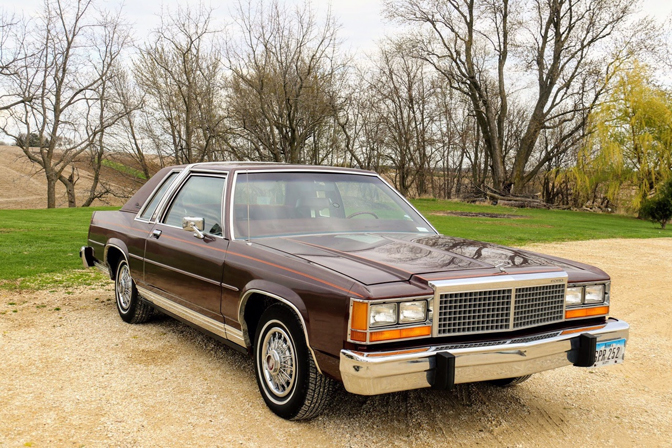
163;175;226;236
139;172;179;221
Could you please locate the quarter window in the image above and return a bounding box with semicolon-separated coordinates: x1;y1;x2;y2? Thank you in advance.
139;172;179;221
163;175;226;236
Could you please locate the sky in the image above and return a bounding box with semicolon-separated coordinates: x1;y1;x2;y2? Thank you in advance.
4;0;669;57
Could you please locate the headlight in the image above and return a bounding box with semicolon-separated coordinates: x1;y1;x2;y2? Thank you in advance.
399;301;427;324
565;286;583;306
585;284;605;304
370;303;397;327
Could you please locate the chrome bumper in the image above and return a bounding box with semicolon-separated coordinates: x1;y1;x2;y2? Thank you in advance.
340;318;629;395
79;245;108;275
80;246;96;268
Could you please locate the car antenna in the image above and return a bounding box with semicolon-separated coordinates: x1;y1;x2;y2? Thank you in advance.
246;169;251;246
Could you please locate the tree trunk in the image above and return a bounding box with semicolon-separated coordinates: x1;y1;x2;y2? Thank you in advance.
46;175;56;209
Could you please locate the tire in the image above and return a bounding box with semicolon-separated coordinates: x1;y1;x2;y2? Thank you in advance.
489;374;533;387
114;259;152;324
254;304;334;420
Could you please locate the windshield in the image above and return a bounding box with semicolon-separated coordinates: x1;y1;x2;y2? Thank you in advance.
232;171;435;239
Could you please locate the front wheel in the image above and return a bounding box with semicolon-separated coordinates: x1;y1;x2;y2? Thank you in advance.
254;304;334;420
115;259;152;324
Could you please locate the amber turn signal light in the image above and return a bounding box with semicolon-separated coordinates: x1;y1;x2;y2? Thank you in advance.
369;325;431;342
350;330;367;342
565;306;609;319
351;301;368;331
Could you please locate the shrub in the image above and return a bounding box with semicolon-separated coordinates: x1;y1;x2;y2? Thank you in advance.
640;177;672;229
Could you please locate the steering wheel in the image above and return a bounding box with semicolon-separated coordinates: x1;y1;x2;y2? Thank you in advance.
346;211;379;219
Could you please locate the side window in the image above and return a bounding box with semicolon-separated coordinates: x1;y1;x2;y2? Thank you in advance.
139;172;179;221
163;175;226;236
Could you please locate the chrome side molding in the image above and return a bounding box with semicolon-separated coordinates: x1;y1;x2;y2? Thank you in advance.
137;286;245;348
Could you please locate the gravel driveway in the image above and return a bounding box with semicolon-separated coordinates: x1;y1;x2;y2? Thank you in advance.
1;238;671;447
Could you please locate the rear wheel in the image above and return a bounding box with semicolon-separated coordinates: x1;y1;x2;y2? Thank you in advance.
115;260;152;324
254;304;334;420
489;375;533;387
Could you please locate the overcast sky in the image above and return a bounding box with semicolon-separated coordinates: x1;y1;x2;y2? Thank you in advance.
4;0;671;56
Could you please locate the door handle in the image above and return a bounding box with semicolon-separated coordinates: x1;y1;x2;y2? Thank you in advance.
151;229;162;239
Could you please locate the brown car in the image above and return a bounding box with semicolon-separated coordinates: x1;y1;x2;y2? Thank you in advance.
80;162;629;420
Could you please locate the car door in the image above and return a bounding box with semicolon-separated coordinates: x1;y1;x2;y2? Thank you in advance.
143;173;229;321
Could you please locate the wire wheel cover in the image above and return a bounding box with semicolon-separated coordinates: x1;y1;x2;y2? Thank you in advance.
116;264;133;311
260;324;296;399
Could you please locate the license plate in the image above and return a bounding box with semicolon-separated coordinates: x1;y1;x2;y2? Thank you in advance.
593;338;626;367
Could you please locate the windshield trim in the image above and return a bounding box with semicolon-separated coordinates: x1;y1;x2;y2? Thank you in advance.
228;169;438;241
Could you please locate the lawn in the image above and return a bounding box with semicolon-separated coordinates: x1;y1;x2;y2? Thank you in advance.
0;201;668;289
0;207;116;290
411;198;669;246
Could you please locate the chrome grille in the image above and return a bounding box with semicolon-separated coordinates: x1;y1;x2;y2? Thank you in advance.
435;278;567;336
437;289;512;335
513;284;565;329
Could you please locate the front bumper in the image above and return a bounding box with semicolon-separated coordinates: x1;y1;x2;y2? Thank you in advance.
340;318;629;395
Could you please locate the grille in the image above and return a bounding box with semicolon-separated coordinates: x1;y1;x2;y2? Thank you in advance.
436;283;566;336
437;289;512;335
513;284;565;329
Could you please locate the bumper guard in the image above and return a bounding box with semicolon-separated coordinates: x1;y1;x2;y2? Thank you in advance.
340;318;629;395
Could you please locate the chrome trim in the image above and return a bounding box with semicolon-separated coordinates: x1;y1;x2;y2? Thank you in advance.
347;296;434;344
222;283;240;292
128;253;143;261
430;272;568;337
565;281;611;309
143;258;221;286
104;243;128;266
150;165;195;223
229;169;436;241
80;246;95;268
340;318;630;395
238;289;322;374
134;168;183;223
154;171;228;239
137;286;245;347
88;239;105;246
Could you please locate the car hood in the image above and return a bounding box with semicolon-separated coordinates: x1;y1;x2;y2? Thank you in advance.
256;233;597;286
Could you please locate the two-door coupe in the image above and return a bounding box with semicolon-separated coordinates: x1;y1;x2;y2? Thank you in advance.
81;162;629;420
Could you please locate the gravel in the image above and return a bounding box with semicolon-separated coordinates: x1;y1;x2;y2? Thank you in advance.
1;238;671;447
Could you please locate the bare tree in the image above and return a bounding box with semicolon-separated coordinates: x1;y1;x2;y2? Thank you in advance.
135;4;227;165
386;0;639;194
362;40;439;196
224;0;344;164
0;11;31;112
0;0;130;208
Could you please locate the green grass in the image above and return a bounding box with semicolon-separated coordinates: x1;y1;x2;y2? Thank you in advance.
410;198;669;246
0;207;115;290
101;159;147;180
0;201;669;290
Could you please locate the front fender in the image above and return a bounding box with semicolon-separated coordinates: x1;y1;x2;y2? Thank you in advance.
238;280;322;373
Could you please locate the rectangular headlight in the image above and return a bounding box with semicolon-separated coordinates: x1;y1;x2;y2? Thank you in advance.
566;286;583;306
370;303;397;327
585;284;605;304
399;301;427;324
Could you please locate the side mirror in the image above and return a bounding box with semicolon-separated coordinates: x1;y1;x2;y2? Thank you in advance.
182;216;205;239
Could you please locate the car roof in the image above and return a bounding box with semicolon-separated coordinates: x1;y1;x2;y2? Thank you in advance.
184;161;375;175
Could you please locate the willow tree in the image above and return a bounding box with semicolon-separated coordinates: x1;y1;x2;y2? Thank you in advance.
577;63;672;210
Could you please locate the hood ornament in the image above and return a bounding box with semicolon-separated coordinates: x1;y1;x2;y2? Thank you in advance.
495;263;508;273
